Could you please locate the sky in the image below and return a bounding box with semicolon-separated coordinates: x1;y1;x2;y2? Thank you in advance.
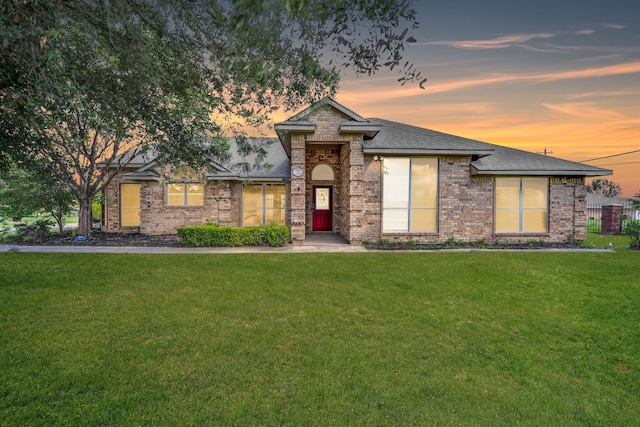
329;0;640;197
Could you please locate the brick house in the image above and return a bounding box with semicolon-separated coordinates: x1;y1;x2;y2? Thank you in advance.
103;97;611;244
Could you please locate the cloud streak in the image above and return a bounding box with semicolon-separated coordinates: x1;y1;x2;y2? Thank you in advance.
422;61;640;94
418;33;557;50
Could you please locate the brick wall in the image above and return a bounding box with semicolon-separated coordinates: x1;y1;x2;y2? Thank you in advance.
104;167;246;235
361;156;382;241
360;156;587;244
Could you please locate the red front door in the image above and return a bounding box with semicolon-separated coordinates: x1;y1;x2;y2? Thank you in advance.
312;186;332;231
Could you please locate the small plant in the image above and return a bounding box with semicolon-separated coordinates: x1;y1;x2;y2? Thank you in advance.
474;238;488;248
33;217;55;234
623;220;640;250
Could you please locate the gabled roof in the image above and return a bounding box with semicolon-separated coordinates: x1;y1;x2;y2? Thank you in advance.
470;145;610;177
209;138;290;181
363;118;610;177
105;99;612;180
275;97;381;155
364;118;495;156
282;96;369;123
110;138;290;181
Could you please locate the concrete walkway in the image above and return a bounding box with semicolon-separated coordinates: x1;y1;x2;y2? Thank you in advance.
0;232;368;254
0;244;610;254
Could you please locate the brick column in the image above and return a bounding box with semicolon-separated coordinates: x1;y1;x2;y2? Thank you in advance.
347;139;364;244
601;204;623;235
290;135;306;244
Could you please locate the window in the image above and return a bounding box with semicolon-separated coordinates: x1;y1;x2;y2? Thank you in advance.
242;184;286;226
167;166;204;206
121;184;141;226
382;158;438;233
495;177;548;233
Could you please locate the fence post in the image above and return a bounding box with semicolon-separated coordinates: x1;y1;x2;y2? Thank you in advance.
601;205;623;235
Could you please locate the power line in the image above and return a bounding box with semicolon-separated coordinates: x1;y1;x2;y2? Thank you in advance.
580;149;640;163
591;161;640;167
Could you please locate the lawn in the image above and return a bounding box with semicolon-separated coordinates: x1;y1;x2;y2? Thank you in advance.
0;213;79;227
1;252;638;426
584;232;631;250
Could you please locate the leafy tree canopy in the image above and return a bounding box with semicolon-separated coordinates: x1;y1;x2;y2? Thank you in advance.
586;179;622;198
1;0;423;235
0;160;75;233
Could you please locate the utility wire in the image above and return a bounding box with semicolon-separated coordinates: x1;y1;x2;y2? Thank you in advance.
580;149;640;163
591;161;640;167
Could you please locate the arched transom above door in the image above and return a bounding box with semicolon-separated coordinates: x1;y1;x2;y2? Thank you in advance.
311;163;335;181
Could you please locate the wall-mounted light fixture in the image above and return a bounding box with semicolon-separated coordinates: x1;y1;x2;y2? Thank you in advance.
373;155;384;161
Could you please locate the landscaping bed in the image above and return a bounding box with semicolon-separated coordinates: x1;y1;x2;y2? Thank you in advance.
4;230;181;247
364;239;586;250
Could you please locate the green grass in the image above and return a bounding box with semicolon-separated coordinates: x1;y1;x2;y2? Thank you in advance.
1;252;639;426
0;212;79;226
584;233;631;250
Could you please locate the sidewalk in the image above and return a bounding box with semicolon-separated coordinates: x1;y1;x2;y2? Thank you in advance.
0;234;368;254
0;245;368;253
0;244;609;254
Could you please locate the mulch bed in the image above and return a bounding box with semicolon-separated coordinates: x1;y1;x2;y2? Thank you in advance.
7;227;588;250
9;230;181;247
364;240;585;250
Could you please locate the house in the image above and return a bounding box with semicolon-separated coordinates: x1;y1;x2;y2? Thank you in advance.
102;97;611;244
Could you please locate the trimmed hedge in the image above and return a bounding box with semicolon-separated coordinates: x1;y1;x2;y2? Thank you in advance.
177;223;290;247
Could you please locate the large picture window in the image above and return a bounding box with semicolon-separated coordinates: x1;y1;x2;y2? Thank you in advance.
167;166;204;206
382;158;438;233
495;177;548;233
242;184;286;226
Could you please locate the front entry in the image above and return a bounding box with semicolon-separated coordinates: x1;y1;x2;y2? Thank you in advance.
312;186;332;231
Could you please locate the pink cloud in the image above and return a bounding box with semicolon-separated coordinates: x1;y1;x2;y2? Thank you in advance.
419;33;557;49
421;61;640;94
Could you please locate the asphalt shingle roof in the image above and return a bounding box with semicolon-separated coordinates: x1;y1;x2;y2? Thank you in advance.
212;137;290;180
112;137;290;181
109;97;610;179
364;118;494;155
365;118;610;177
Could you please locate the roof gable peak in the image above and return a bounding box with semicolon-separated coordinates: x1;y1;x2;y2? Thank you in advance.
284;96;368;123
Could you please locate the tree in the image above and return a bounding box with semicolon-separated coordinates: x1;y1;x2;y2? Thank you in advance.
1;0;424;236
0;162;75;234
586;179;622;198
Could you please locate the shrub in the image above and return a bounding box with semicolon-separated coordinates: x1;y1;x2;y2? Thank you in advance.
177;223;290;247
13;217;55;241
91;202;102;222
623;220;640;250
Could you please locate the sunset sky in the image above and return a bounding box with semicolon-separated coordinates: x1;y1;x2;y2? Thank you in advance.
327;0;640;197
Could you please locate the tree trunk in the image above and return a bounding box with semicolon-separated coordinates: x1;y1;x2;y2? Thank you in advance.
77;197;93;237
53;209;64;235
